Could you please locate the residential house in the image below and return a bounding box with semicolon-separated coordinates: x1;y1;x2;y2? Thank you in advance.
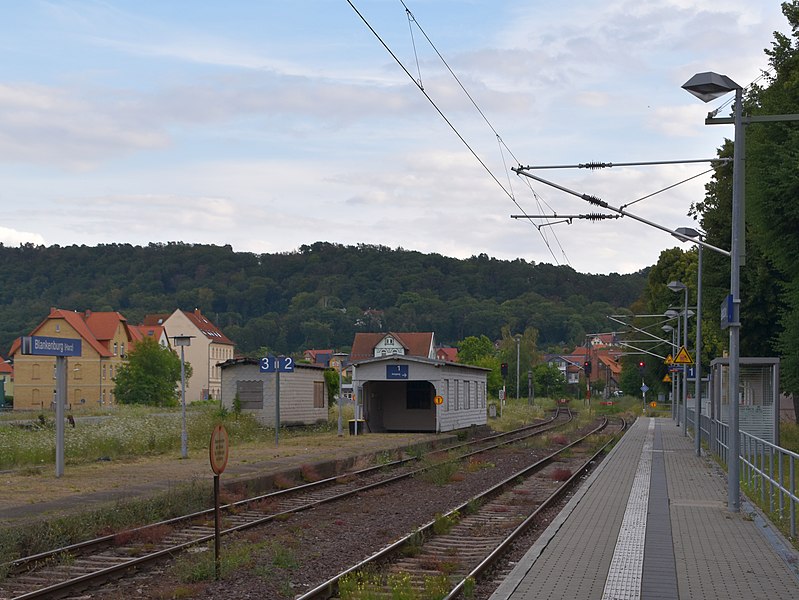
9;308;136;410
129;324;170;349
350;332;436;362
303;349;333;367
435;346;458;363
143;309;235;403
0;355;12;406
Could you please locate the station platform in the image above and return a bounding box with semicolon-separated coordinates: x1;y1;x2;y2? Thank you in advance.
490;417;799;600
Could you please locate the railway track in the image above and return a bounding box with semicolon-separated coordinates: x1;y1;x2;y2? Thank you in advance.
0;410;575;600
295;416;626;600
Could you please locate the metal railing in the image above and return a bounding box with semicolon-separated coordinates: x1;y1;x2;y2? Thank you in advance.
685;407;797;539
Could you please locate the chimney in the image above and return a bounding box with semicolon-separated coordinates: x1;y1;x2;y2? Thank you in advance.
84;309;92;319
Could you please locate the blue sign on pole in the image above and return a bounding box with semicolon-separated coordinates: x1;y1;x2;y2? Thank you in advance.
21;336;81;357
386;364;409;380
259;356;295;373
720;294;734;330
640;384;649;393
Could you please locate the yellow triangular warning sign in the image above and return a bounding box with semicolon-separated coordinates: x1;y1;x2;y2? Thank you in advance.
664;354;673;365
662;374;671;383
673;346;693;364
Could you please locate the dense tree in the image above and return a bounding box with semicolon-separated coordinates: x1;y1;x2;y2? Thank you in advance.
532;363;566;399
113;337;191;407
0;242;645;359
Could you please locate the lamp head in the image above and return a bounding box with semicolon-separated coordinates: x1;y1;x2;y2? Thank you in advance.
667;280;687;293
673;226;702;242
682;71;740;103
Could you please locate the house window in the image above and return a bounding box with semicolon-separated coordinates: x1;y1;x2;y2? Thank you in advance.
314;381;325;408
114;342;118;355
385;337;394;345
32;363;40;380
74;364;82;380
406;381;431;410
236;380;264;409
102;364;106;380
110;365;114;379
121;343;125;356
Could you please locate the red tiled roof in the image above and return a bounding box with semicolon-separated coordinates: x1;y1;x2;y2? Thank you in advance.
183;309;235;346
0;358;12;375
130;324;166;345
436;347;458;362
9;308;129;358
350;332;434;361
141;313;170;326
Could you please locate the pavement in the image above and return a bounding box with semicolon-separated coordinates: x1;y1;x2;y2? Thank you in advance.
490;417;799;600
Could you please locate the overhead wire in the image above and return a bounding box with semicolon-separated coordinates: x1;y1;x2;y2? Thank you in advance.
348;0;565;265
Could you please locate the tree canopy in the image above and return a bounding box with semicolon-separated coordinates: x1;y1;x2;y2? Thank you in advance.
113;337;190;407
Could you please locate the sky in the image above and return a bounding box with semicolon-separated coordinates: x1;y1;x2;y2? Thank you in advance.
0;0;788;274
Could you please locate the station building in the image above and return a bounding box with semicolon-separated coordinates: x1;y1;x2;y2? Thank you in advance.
351;355;488;433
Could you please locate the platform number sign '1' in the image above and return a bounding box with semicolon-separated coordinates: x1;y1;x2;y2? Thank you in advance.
259;355;295;373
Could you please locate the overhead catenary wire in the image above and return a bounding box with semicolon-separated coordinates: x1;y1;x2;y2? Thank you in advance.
348;0;566;266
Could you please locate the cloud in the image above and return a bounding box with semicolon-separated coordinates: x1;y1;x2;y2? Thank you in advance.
0;226;46;246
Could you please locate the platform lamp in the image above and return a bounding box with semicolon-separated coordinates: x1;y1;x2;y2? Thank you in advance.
333;352;348;437
172;334;194;459
662;324;676;418
682;71;743;510
664;308;681;425
668;281;689;436
675;227;705;456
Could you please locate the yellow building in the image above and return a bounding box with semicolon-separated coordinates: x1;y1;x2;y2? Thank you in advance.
142;309;235;403
10;308;136;411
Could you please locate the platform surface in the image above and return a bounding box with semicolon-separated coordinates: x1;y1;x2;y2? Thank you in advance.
490;417;799;600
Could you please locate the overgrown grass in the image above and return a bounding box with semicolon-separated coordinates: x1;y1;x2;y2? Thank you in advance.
0;480;210;577
0;405;268;470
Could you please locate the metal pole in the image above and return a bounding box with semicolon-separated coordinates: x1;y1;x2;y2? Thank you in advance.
683;288;689;437
516;334;522;400
674;317;685;427
214;474;221;580
180;346;187;459
728;87;744;512
337;360;343;436
527;369;533;405
695;243;704;455
275;369;281;447
55;356;66;478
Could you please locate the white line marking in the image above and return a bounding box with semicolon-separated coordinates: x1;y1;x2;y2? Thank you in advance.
601;418;655;600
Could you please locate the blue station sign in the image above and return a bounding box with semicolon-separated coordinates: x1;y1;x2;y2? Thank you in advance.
386;364;409;380
22;335;81;356
259;355;295;373
21;336;82;357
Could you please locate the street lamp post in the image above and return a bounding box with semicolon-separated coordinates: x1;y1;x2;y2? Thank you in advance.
683;71;743;511
668;281;689;437
665;309;681;426
172;335;194;459
676;227;705;456
333;352;348;437
662;324;677;417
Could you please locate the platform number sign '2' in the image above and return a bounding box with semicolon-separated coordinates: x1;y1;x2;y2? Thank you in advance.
259;355;295;373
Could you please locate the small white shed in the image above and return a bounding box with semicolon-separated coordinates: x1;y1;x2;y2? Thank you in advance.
220;358;328;426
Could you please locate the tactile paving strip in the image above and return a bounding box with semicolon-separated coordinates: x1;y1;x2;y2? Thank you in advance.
601;419;654;600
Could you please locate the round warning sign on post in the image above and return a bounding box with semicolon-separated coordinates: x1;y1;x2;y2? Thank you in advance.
434;395;444;405
209;424;229;475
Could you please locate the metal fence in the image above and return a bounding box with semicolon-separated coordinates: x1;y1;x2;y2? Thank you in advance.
687;406;797;539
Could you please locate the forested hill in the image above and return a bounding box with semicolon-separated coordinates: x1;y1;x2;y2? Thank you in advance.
0;242;647;355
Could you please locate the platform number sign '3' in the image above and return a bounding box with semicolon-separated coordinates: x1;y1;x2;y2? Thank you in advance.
259;355;295;373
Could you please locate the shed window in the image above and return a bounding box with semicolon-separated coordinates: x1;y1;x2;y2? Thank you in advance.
314;381;325;408
407;381;431;410
236;380;264;409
